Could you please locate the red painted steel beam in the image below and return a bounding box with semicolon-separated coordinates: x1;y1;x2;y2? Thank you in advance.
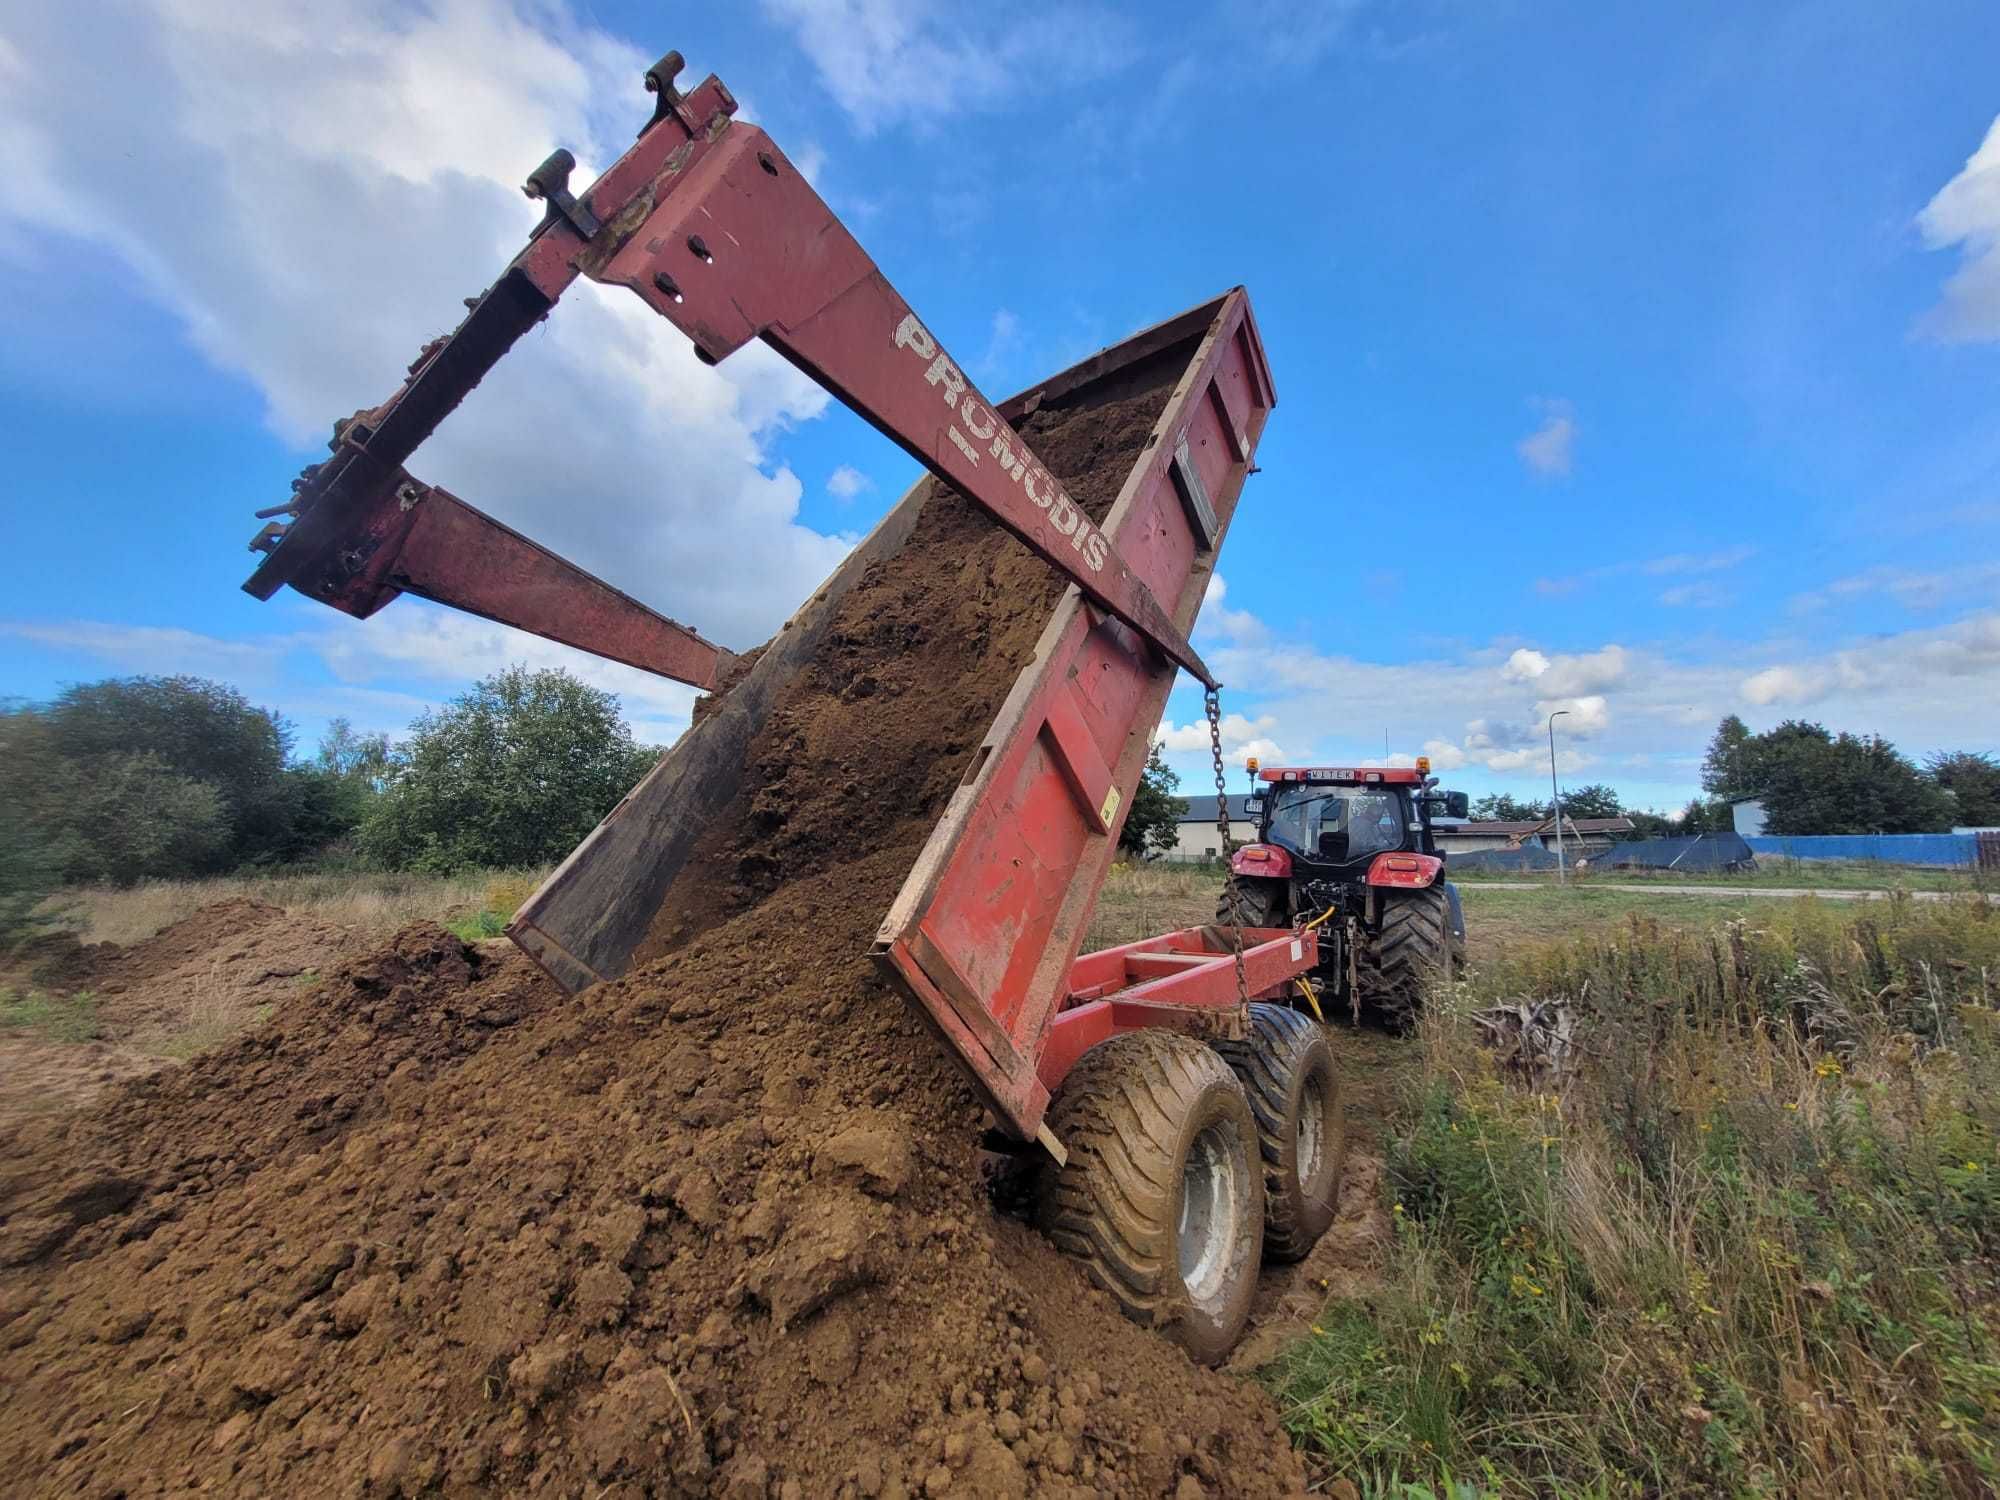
241;57;1213;687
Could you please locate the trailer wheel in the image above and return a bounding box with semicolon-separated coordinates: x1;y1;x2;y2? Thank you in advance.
1355;885;1452;1024
1037;1030;1263;1365
1216;873;1286;929
1215;1004;1346;1262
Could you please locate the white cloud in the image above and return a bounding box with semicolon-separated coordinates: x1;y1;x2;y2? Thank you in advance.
1539;546;1754;599
1917;113;2000;342
759;0;1138;135
1789;561;2000;614
0;0;851;650
1501;644;1629;697
1196;575;1269;647
1516;398;1576;478
1158;711;1281;759
1641;546;1757;576
1659;581;1726;608
1534;694;1610;735
1740;610;2000;709
827;464;873;501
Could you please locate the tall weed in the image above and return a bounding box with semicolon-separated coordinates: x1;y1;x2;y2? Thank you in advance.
1272;896;2000;1497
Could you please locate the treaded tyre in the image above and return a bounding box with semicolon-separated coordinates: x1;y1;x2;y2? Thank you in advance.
1215;1004;1346;1262
1355;885;1452;1025
1036;1030;1264;1365
1215;873;1286;929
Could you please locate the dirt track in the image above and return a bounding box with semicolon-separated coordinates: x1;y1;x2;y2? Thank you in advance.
0;344;1342;1497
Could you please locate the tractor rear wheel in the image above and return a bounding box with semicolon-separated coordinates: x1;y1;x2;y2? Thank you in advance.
1215;873;1286;929
1355;885;1453;1025
1037;1030;1264;1365
1216;1004;1346;1262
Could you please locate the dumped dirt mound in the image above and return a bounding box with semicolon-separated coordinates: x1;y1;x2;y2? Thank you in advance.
0;342;1310;1497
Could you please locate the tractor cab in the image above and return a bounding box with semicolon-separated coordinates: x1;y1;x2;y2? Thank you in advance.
1242;760;1468;884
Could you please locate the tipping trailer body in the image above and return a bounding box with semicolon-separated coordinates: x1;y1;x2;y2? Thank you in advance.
516;290;1293;1144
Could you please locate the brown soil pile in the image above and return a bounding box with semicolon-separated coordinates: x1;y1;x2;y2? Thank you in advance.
0;346;1308;1497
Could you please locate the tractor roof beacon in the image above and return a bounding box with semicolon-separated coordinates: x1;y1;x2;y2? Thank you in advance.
1219;758;1471;1024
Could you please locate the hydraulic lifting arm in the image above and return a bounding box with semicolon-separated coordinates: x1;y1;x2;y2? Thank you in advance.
243;52;1216;691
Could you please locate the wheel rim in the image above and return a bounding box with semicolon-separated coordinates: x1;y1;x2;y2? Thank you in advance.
1296;1073;1326;1191
1178;1118;1246;1314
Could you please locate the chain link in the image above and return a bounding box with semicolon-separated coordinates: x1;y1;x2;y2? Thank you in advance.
1206;687;1251;1012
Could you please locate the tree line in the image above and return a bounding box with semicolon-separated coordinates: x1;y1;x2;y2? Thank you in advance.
1446;718;1997;840
2;669;661;931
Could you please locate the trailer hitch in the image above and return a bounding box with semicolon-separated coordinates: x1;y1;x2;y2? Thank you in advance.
241;50;1216;691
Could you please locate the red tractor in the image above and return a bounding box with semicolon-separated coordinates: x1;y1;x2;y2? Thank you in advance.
1218;758;1470;1021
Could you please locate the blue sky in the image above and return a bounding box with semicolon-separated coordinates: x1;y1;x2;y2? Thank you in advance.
2;0;1996;812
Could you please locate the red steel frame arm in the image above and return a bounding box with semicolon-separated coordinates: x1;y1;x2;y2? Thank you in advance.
242;53;1214;689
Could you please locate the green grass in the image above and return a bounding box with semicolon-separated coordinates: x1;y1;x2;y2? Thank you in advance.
0;989;101;1042
1268;895;2000;1497
1452;858;1987;893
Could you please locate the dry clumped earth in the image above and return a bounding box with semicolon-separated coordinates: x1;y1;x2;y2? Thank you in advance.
0;353;1341;1497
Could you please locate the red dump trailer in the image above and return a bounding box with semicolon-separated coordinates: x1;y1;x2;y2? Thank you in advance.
240;48;1341;1360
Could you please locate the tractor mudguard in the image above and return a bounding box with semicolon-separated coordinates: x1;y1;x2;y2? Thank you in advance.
1442;880;1466;943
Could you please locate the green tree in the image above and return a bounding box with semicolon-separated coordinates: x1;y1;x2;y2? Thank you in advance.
361;667;657;872
1676;796;1735;834
1470;793;1548;823
1553;783;1623;820
285;718;395;857
41;675;296;867
34;752;232;884
1926;751;2000;827
1700;714;1754;796
1121;745;1188;859
1759;729;1951;836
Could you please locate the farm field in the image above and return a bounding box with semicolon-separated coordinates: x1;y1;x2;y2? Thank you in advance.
7;865;1999;1497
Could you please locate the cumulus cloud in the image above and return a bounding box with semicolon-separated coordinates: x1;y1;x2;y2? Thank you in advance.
0;0;852;651
1501;644;1630;697
1516;398;1576;478
1158;711;1282;760
1740;611;2000;708
1917;113;2000;342
759;0;1138;135
826;465;873;501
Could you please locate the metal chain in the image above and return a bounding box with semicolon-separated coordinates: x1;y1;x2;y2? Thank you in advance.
1206;686;1251;1011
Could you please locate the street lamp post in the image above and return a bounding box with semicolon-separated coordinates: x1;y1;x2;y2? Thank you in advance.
1547;709;1571;887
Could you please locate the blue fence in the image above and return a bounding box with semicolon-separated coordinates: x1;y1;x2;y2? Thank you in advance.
1743;834;1979;868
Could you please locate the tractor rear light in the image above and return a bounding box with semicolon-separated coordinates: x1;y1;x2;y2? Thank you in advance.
1229;842;1293;878
1364;772;1382;782
1365;851;1443;888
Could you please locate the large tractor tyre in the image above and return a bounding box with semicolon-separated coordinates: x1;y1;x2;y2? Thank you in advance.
1215;1004;1347;1263
1037;1030;1265;1365
1216;873;1286;930
1354;885;1453;1025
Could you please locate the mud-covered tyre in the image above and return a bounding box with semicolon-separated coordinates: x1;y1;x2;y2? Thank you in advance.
1037;1030;1264;1365
1354;885;1452;1024
1215;1004;1346;1263
1215;873;1286;929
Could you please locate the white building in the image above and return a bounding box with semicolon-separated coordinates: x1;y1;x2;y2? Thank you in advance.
1164;794;1261;862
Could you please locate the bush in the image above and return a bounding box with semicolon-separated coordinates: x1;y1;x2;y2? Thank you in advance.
361;667;657;873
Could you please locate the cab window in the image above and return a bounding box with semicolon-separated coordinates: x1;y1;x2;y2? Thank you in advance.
1265;784;1404;862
